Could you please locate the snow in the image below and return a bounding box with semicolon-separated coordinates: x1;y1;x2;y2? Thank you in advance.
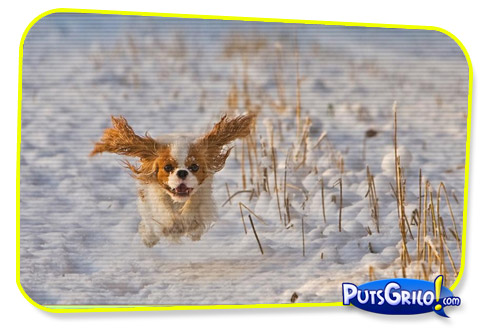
20;13;468;306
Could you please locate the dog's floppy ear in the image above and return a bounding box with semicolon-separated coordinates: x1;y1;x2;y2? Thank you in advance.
90;116;160;160
198;114;255;172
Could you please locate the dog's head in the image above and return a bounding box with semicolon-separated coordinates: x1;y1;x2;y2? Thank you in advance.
91;114;254;202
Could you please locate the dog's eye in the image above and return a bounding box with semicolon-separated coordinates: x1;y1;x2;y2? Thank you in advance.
164;164;174;173
188;164;199;172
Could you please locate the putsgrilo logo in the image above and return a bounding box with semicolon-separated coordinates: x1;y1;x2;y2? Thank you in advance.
342;276;460;317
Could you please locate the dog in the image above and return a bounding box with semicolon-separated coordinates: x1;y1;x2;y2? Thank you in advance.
90;114;254;247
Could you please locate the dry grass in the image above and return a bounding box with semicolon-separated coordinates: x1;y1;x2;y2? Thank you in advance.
392;102;412;278
221;38;462;288
248;215;264;255
366;166;380;233
334;177;344;232
391;102;461;286
321;177;327;225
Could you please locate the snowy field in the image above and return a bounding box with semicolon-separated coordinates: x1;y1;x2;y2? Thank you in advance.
19;14;469;306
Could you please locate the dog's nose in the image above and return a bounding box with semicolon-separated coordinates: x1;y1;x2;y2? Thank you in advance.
177;170;188;180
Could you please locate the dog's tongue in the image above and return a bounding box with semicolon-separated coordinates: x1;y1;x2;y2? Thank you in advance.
176;183;189;194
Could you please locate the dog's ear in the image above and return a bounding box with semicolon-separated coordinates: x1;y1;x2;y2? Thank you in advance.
198;114;255;172
90;116;160;160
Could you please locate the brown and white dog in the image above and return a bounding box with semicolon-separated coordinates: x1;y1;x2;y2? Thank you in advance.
91;114;254;247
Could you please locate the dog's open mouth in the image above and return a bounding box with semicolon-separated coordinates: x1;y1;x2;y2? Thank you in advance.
169;183;193;197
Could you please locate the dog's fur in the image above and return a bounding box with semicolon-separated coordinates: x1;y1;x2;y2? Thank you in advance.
91;114;254;247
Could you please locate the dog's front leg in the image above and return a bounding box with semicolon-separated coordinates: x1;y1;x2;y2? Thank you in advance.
137;187;164;247
138;219;161;248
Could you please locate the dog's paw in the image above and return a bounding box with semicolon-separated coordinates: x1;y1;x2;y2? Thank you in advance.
187;219;205;241
138;221;160;248
189;233;201;241
141;235;159;248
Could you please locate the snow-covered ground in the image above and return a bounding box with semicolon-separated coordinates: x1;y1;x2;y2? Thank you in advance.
19;13;469;306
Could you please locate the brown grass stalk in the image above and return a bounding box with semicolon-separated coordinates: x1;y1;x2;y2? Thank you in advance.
438;182;461;250
273;42;287;114
239;204;248;235
321;177;327;225
369;266;377;281
239;202;267;225
221;190;254;207
301;216;306;257
295;45;302;140
225;183;233;206
366;166;380;233
334;177;343;232
393;102;411;277
248;215;264;255
270;128;284;225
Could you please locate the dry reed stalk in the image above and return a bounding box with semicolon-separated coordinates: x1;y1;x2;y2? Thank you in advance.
273;42;287;114
422;181;430;262
338;155;345;175
427;242;433;277
301;216;306;257
436;185;461;279
452;191;460;205
227;82;239;112
417;170;423;260
248;188;256;201
249;123;262;195
438;182;461;250
449;228;460;247
418;169;422;223
225;183;232;206
269;127;284;226
429;190;436;237
366;166;380;233
239;204;248;235
227;65;262;195
283;151;291;225
339;178;343;232
285;195;292;226
369;266;377;281
235;57;262;194
263;167;270;193
444;241;459;277
414;176;462;282
393;102;411;277
239;202;267;225
313;131;327;150
321;177;327;225
334;177;343;232
294;117;312;168
435;188;447;240
248;215;264;255
425;238;441;264
241;140;247;189
246;136;255;187
405;216;414;240
260;138;271;193
436;214;447;278
421;262;429;281
221;190;254;207
295;45;302;140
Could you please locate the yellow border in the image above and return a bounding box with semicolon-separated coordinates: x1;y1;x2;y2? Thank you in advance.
16;8;472;313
